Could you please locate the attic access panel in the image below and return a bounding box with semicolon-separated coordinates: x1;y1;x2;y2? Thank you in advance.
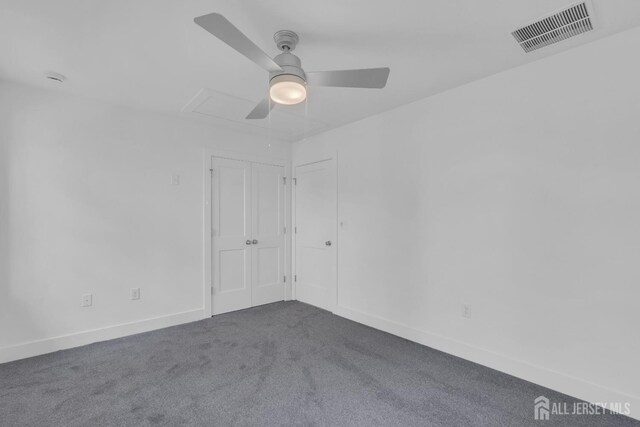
182;88;328;141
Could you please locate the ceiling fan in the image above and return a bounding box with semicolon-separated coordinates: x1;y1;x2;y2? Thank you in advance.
193;13;391;119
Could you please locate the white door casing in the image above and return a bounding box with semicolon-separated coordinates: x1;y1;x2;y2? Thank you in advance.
294;159;337;312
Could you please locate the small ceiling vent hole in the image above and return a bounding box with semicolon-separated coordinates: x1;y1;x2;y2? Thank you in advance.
512;2;593;52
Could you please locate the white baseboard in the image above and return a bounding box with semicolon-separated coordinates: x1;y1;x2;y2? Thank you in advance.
334;304;640;421
0;309;206;364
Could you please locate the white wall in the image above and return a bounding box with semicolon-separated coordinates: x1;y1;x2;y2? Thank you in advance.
294;27;640;416
0;81;289;362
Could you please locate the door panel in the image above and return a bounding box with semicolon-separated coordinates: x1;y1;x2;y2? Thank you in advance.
219;250;248;292
295;159;337;311
212;157;252;315
256;246;280;286
255;165;281;236
218;166;248;236
251;163;285;306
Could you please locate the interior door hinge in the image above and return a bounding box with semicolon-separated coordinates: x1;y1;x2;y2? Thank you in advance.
211;287;214;295
283;226;286;234
283;177;286;185
294;275;297;282
293;178;297;185
295;227;297;234
284;276;286;283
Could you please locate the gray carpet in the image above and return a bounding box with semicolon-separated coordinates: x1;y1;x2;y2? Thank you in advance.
0;301;637;427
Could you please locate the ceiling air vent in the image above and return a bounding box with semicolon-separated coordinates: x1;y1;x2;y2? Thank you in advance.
512;2;593;53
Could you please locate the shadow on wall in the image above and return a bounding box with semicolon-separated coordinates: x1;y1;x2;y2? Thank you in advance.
0;115;11;341
0;111;42;353
0;118;11;347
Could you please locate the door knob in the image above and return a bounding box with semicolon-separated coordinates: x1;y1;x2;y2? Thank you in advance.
246;240;252;245
325;241;332;246
252;239;258;244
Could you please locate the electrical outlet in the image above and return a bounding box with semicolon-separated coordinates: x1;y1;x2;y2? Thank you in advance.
81;294;92;307
130;288;140;300
462;303;471;319
171;175;180;186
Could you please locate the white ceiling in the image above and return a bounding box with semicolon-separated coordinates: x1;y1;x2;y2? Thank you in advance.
1;0;640;141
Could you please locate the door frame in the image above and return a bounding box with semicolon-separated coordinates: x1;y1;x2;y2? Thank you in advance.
203;149;291;317
292;154;338;313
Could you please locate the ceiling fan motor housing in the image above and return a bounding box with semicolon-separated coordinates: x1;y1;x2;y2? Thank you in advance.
271;52;306;83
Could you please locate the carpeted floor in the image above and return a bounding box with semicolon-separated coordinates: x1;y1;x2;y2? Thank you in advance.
0;301;637;426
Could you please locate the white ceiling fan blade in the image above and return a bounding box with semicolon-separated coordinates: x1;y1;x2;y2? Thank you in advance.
194;13;282;73
306;67;390;88
246;98;274;119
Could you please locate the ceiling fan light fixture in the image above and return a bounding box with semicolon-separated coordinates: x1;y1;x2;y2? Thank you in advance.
192;13;391;119
269;74;307;105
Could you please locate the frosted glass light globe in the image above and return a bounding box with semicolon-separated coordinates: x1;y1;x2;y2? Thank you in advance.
269;74;307;105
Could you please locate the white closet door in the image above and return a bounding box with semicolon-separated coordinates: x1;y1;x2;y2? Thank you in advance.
251;163;285;306
212;157;252;315
294;159;337;312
